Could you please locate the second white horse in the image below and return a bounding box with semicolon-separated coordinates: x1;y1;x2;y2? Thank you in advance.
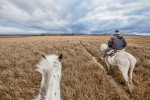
100;44;136;93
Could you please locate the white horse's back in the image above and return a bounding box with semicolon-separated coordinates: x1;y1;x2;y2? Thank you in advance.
113;51;136;65
100;44;136;66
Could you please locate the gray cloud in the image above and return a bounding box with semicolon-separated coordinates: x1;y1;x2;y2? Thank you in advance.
0;0;150;34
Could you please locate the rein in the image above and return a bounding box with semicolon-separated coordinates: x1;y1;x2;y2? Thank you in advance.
107;49;124;57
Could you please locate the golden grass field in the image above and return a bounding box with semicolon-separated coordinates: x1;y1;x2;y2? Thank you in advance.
0;35;150;100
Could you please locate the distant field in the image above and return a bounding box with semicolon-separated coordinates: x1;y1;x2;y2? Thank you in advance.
0;36;150;100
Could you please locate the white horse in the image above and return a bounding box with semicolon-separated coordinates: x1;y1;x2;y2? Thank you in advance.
100;44;136;93
34;54;62;100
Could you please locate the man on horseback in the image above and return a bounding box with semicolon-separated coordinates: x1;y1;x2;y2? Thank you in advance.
100;31;136;94
101;29;127;59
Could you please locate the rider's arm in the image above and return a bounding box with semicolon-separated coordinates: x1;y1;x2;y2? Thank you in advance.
123;37;127;47
108;37;113;47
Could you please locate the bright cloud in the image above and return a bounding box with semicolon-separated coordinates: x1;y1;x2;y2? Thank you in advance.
0;0;150;34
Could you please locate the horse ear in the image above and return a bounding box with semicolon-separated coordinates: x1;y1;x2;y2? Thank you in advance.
42;55;46;59
58;54;62;62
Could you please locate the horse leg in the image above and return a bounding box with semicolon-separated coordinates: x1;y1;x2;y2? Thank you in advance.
128;69;133;94
105;57;110;72
128;61;135;94
118;64;134;95
118;65;129;85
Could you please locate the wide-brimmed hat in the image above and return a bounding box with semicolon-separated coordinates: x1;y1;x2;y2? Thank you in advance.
114;29;120;34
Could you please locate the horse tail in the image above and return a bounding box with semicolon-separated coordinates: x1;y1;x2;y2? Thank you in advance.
128;56;136;93
35;55;51;100
129;56;136;81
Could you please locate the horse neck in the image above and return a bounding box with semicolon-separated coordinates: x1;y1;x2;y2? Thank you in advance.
45;65;61;100
37;57;61;100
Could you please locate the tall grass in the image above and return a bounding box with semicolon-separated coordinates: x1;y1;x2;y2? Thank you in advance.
0;36;149;100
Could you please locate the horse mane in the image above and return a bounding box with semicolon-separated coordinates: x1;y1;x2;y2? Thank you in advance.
35;54;62;100
36;55;58;75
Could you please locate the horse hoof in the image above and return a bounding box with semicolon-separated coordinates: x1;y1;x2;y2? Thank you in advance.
120;81;126;85
106;70;110;74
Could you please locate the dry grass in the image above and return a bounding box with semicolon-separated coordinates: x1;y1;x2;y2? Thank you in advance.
0;36;149;100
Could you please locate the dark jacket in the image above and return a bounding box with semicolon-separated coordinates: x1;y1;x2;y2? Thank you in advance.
108;34;127;50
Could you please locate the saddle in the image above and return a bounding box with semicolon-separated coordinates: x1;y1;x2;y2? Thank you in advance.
107;49;125;57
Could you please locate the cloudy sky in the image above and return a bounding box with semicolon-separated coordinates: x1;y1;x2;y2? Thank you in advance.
0;0;150;34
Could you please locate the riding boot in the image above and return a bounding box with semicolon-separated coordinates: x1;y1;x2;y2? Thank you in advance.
102;48;112;59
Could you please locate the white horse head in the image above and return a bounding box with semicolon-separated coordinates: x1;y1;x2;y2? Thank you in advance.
100;44;109;52
100;44;136;94
35;54;62;100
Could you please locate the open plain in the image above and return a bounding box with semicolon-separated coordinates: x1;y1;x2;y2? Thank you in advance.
0;35;150;100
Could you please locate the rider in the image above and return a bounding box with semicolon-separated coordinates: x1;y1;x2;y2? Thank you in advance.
102;29;127;59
